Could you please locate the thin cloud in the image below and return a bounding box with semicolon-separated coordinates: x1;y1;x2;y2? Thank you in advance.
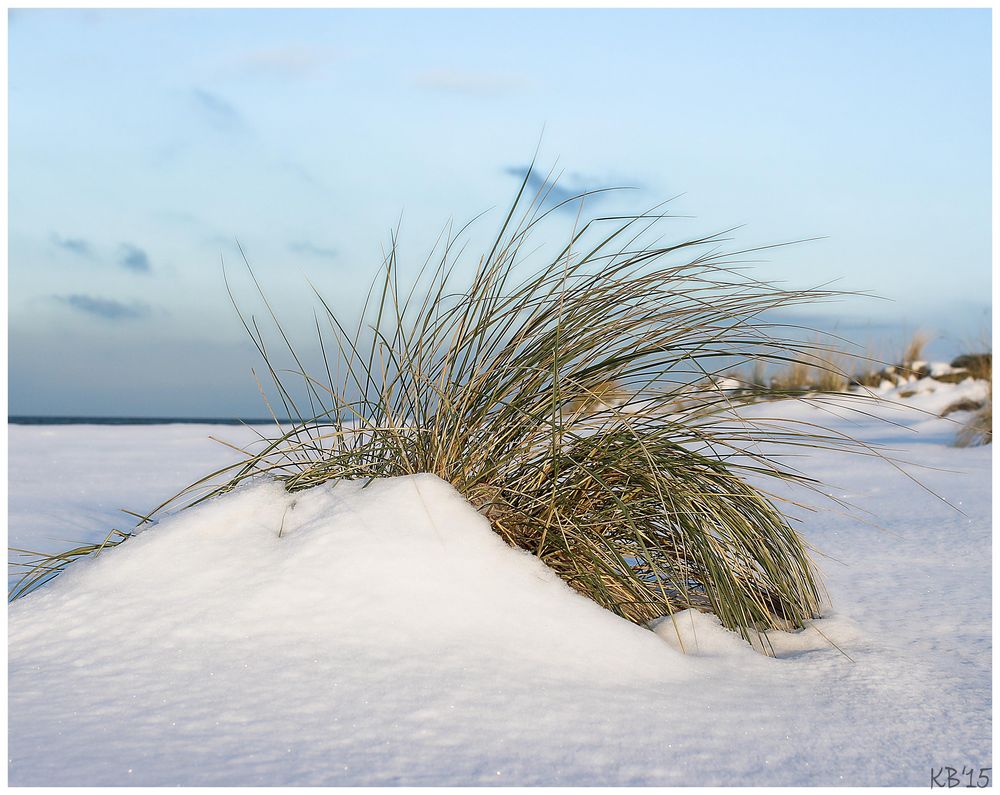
57;294;150;321
50;233;94;258
237;45;335;79
503;166;636;212
192;88;246;132
280;161;327;190
413;68;528;97
150;139;190;167
119;243;151;273
290;241;338;260
154;209;204;227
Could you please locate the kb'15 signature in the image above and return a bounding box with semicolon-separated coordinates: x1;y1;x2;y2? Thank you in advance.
930;766;991;788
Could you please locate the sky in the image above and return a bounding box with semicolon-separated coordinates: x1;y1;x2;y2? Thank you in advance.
7;8;992;417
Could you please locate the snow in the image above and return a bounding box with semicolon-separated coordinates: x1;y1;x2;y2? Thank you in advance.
7;382;992;786
7;421;281;562
874;374;990;411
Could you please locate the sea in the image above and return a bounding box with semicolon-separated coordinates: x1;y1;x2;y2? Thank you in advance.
8;416;292;426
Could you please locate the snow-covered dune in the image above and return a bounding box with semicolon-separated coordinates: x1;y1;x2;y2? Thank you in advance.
7;389;992;785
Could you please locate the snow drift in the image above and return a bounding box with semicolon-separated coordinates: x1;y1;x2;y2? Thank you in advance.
10;474;704;785
8;388;992;785
11;474;688;678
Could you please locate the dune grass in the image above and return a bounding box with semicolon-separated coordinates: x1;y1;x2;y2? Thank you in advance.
766;341;857;394
954;354;992;448
757;330;994;397
901;330;931;372
10;172;888;641
955;398;992;448
768;359;813;392
951;353;992;382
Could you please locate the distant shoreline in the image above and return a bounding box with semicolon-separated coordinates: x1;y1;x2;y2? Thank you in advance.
8;416;293;426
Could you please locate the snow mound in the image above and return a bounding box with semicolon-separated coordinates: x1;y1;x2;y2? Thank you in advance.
11;474;687;681
14;473;750;784
652;609;759;657
652;609;865;659
878;373;990;413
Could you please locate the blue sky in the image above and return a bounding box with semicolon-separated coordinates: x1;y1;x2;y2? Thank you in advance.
8;8;992;417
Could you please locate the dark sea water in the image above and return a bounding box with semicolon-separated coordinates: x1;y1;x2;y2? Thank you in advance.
8;416;290;426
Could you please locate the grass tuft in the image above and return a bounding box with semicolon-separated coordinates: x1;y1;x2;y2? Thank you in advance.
10;175;889;643
954;354;992;447
901;330;932;373
951;352;992;382
768;345;855;394
955;396;992;447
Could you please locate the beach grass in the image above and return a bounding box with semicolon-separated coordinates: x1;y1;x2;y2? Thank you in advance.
10;171;892;641
955;398;992;447
955;353;992;448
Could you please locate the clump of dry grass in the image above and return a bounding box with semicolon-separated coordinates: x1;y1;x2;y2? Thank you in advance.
849;332;932;387
10;171;881;643
941;398;983;417
811;351;852;392
952;353;991;447
951;353;992;382
769;359;813;392
955;394;992;447
566;379;630;416
850;368;887;389
767;342;856;394
901;330;932;373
